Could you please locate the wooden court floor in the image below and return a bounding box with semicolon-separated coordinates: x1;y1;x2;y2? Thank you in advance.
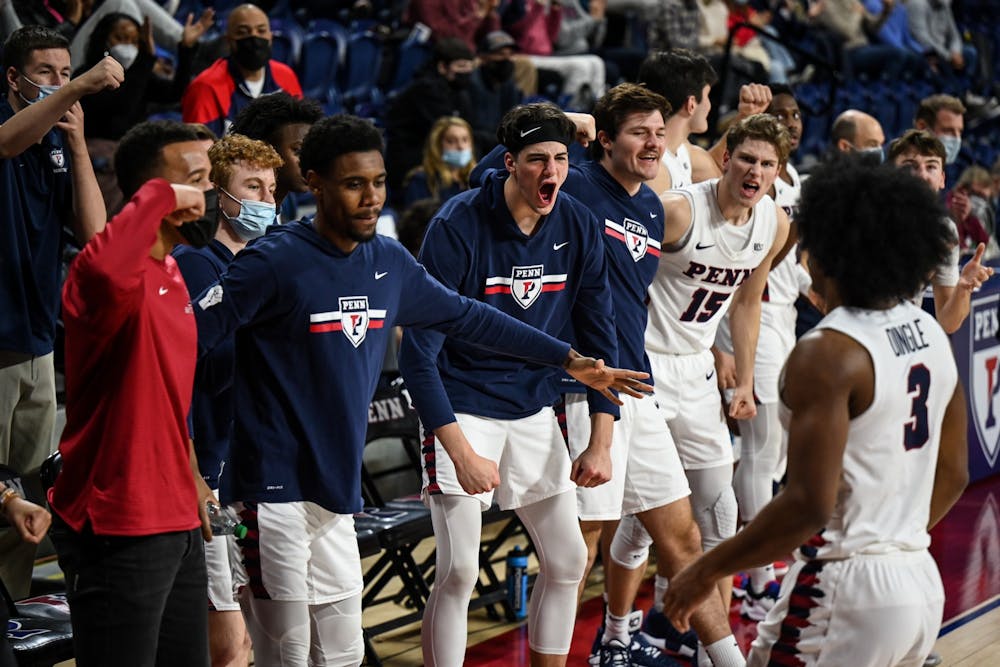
363;474;1000;666
50;475;1000;666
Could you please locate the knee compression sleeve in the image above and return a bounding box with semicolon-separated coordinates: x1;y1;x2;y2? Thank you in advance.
733;402;783;522
609;513;653;570
686;466;738;552
516;491;586;654
308;595;363;667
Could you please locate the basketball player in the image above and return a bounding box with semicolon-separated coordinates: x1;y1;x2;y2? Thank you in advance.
192;114;649;667
888;129;994;333
714;85;810;620
663;156;970;667
641;49;722;194
642;112;790;635
398;102;658;667
174;133;283;667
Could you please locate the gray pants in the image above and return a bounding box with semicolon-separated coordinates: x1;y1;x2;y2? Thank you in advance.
0;351;56;599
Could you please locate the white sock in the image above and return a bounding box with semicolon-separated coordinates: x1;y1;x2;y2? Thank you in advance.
705;635;746;667
749;564;775;592
697;642;713;667
653;574;669;612
602;611;631;645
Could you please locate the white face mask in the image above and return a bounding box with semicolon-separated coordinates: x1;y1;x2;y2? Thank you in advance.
109;43;139;70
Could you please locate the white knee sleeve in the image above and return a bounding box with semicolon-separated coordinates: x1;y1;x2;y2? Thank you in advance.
516;491;586;655
687;466;738;552
734;402;783;522
308;596;364;667
609;514;653;570
246;598;312;667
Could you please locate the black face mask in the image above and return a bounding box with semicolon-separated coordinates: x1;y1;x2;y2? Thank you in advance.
232;36;272;71
448;71;472;90
482;59;514;84
178;189;220;248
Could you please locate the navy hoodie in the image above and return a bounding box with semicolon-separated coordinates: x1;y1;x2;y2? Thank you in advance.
194;218;572;513
397;169;619;432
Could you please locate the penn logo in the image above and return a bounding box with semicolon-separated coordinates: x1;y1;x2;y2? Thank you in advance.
309;296;386;348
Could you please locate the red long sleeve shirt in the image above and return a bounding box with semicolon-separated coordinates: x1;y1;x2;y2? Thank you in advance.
51;179;200;536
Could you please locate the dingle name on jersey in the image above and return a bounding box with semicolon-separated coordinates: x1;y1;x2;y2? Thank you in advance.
974;308;999;342
681;261;753;287
884;319;930;357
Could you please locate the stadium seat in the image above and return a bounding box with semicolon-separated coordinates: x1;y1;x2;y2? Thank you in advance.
340;28;384;113
298;21;348;102
388;38;431;96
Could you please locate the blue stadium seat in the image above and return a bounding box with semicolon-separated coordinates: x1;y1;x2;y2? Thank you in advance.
299;23;348;103
388;38;431;95
340;29;384;113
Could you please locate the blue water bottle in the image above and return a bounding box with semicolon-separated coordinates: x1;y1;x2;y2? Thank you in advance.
506;545;529;620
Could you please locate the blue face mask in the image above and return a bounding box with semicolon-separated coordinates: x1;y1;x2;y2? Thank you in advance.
220;187;277;241
939;134;961;164
441;148;472;168
18;74;61;106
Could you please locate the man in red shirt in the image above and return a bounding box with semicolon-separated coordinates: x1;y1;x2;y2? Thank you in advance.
49;120;217;667
182;3;302;137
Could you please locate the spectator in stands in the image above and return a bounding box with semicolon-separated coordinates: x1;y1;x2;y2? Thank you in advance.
0;0;86;41
182;3;302;137
403;116;477;208
502;0;606;109
948;165;997;258
406;0;502;53
386;37;476;198
555;0;607;56
809;0;927;80
77;10;211;214
650;0;699;52
860;0;926;58
0;25;123;600
469;30;523;154
174;133;282;667
69;1;213;72
914;93;965;165
906;0;977;86
49;119;217;667
231;92;324;220
829;108;885;161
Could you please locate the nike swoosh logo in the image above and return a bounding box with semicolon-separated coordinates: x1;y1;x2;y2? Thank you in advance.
649;212;657;219
695;242;715;250
520;126;542;138
158;287;168;295
375;271;388;280
553;242;569;250
706;370;715;381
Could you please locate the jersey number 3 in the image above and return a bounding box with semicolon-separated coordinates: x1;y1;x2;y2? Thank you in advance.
904;364;930;450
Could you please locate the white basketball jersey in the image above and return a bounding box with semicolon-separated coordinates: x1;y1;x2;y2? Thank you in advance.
784;303;957;559
646;179;779;356
662;142;692;190
765;163;803;310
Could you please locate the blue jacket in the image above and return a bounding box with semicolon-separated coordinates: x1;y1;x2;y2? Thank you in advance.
193;218;571;513
398;169;619;431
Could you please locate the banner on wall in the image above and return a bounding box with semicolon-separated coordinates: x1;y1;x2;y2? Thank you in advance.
964;290;1000;481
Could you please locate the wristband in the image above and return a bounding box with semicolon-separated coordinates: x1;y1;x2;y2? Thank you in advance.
0;486;20;513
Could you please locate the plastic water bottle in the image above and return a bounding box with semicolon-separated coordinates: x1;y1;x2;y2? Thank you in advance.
506;545;528;620
206;502;247;539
